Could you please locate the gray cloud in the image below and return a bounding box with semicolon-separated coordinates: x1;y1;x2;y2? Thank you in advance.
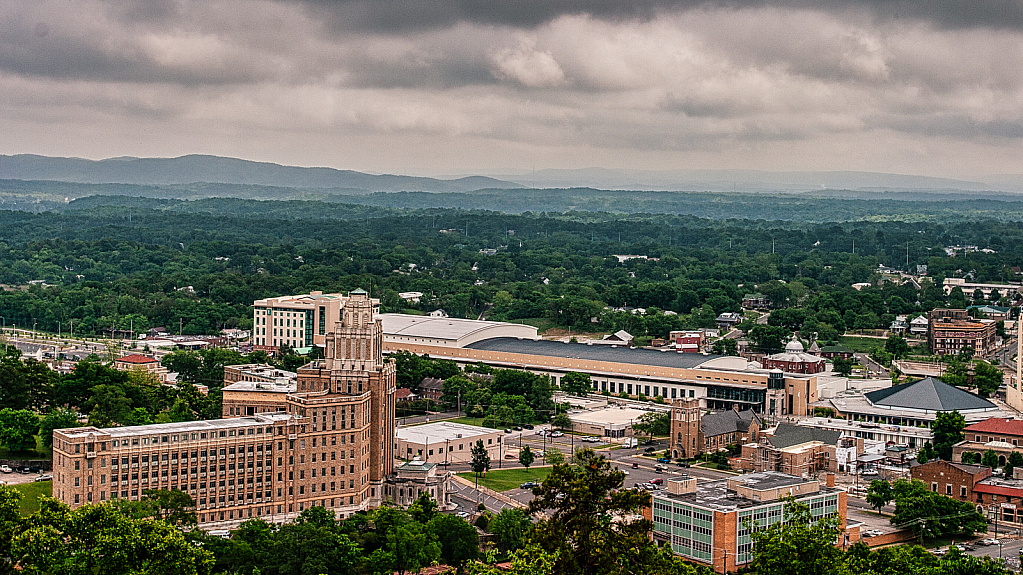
1;0;1023;178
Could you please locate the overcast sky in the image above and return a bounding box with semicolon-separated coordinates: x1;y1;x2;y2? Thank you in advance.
3;0;1023;178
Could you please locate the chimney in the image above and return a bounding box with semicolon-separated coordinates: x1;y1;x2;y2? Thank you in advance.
825;473;835;488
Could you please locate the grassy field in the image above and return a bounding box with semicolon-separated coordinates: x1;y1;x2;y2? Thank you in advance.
457;467;554;492
12;480;51;516
838;336;885;353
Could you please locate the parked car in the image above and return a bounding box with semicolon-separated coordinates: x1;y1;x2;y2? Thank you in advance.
981;538;1000;546
550;431;564;437
862;529;884;537
650;478;664;485
644;447;656;453
504;428;512;434
437;461;450;466
514;426;522;431
676;461;690;468
0;466;11;474
657;457;671;463
631;462;639;469
34;474;52;482
456;511;471;518
861;468;879;476
520;481;540;489
522;424;534;430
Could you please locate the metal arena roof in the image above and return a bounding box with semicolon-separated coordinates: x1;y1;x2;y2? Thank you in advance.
864;376;996;413
465;337;721;370
379;314;537;345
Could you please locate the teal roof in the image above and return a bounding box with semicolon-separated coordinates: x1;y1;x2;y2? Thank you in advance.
350;288;368;295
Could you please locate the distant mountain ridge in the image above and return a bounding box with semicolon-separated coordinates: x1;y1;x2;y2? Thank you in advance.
5;154;1023;194
0;154;521;193
491;167;1023;193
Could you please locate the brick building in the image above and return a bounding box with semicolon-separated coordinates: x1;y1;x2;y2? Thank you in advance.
910;459;991;502
669;331;704;353
738;423;863;475
113;354;169;384
670;399;761;459
652;472;850;573
928;308;997;356
762;337;826;374
953;418;1023;467
54;290;397;529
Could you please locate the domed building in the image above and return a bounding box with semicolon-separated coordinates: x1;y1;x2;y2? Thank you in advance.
763;336;827;374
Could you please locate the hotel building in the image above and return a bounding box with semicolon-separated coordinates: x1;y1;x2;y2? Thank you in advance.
53;290;396;528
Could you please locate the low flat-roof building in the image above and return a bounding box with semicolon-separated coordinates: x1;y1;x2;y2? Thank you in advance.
395;422;505;464
387;459;452;509
221;365;297;418
652;471;849;573
568;407;661;438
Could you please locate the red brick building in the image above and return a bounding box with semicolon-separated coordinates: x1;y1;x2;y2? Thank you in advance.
910;459;991;502
762;337;826;374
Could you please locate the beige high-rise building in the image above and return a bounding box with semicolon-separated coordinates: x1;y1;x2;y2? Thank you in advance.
52;290;396;528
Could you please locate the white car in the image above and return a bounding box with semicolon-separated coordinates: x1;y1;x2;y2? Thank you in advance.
455;511;471;518
550;431;564;437
0;466;11;474
981;538;1000;546
861;468;879;476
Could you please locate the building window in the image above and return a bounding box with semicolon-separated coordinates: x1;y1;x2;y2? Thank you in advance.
931;482;937;492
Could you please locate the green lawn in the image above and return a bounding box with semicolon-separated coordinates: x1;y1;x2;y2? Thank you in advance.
838;336;885;353
457;467;554;492
12;480;51;516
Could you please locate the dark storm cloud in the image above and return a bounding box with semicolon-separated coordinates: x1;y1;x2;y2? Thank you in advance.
298;0;1023;31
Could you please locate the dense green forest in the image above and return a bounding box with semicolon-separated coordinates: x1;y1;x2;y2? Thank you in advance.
0;192;1021;342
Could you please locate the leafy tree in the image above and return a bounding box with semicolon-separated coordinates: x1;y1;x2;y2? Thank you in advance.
84;384;133;427
710;338;738;356
832;357;854;377
489;508;532;554
441;374;474;411
428;513;480;571
470;440;491;493
267;507;361;575
631;412;669;440
387;522;441;575
142;489;197;527
747;497;844;575
890;478;987;539
865;480;894;514
884;334;910;359
13;497;215;575
526;448;679;575
973;361;1004;398
544;449;565;466
982;449;1000;469
932;410;965;461
519;446;535;471
1005;451;1023;479
749;324;789;353
38;408;79;448
960;451;980;464
0;409;39;452
552;413;572;431
409;491;439;524
560;372;592;397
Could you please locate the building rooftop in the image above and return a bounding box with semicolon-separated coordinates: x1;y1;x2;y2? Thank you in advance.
701;408;759;438
57;413;295;439
466;337;723;370
116;354;159;364
396;421;498;444
656;472;836;512
964;418;1023;437
767;423;842;449
380;314;537;345
569;407;661;428
865;377;997;413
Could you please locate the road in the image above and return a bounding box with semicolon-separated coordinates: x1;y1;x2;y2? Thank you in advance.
855;352;890;378
988;337;1017;371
